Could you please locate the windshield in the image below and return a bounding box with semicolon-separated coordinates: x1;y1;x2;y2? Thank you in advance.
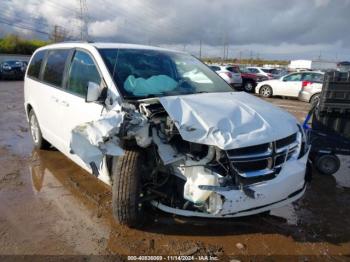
99;48;232;99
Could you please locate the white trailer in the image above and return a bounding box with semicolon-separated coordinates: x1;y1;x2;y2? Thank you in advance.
289;60;337;71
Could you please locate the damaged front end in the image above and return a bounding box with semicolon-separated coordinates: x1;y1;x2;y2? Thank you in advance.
69;92;309;218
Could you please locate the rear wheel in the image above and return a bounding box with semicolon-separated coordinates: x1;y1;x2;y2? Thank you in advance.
243;81;255;92
310;93;320;105
259;85;273;97
111;148;145;228
315;154;340;175
28;110;50;149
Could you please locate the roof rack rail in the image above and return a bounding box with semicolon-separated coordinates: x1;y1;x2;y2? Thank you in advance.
58;40;94;44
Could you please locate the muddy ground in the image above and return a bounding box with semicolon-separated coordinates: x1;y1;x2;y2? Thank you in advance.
0;81;349;259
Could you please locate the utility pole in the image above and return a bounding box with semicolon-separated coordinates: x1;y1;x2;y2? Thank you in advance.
199;39;202;59
77;0;89;41
239;51;242;64
50;25;67;42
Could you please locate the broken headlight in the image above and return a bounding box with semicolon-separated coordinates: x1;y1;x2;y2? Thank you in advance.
296;124;309;159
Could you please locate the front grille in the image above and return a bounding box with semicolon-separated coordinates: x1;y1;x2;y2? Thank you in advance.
226;133;299;181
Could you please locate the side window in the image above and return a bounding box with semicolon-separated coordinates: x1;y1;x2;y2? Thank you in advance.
227;67;240;73
302;73;314;81
248;68;259;73
43;49;70;87
284;73;302;82
209;66;220;71
67;51;101;97
27;50;46;79
312;73;324;83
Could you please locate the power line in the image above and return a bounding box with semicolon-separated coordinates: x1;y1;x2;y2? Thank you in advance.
0;18;50;36
45;0;79;15
0;14;49;30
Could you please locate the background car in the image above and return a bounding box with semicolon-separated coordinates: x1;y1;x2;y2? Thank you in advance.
246;66;274;79
238;66;269;92
0;60;26;80
209;65;242;88
298;72;324;104
255;71;324;99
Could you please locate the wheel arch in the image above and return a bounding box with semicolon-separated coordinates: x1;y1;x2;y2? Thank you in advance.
309;92;321;103
259;84;273;96
25;103;33;121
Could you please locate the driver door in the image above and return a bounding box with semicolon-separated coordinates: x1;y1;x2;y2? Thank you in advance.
57;49;104;159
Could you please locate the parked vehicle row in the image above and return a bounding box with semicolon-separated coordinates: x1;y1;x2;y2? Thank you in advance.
255;71;324;104
0;60;27;80
24;42;309;227
208;64;270;92
209;65;243;88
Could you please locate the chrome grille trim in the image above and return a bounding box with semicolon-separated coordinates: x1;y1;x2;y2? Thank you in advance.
226;133;299;179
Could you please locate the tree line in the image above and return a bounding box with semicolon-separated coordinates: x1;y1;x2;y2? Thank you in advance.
0;35;49;55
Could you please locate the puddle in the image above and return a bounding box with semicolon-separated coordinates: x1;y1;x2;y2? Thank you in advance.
333;155;350;188
269;204;298;225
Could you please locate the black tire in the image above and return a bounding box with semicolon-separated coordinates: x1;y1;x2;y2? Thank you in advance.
315;154;340;176
310;93;320;105
28;110;50;149
112;148;145;228
259;85;273;97
243;80;255;92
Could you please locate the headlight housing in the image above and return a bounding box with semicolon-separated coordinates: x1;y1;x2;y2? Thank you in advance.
297;124;309;159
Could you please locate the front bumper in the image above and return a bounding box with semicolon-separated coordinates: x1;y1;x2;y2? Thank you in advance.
151;150;309;218
1;70;24;79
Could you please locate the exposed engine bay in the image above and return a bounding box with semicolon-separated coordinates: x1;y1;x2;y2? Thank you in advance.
70;92;309;217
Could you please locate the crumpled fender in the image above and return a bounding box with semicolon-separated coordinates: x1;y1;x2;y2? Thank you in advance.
70;110;124;172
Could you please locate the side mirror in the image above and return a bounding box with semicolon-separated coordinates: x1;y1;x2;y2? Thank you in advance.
86;81;102;102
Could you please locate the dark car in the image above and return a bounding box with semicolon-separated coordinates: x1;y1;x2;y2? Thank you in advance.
235;66;269;92
0;60;26;80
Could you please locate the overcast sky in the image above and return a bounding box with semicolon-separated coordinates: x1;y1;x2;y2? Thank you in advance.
1;0;350;60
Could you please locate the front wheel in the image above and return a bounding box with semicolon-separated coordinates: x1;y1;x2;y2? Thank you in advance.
111;148;145;228
259;85;273;97
315;154;340;175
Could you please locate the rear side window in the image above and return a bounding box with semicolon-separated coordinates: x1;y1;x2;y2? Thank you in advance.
67;51;101;97
226;66;240;73
209;66;220;71
312;73;324;83
248;68;259;73
43;49;70;87
27;50;46;79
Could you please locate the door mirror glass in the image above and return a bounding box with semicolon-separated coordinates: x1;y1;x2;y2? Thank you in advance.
86;81;102;102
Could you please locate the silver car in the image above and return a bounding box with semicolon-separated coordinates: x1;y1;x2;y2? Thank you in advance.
298;72;324;104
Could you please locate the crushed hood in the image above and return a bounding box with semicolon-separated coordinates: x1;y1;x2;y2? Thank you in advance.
159;92;299;150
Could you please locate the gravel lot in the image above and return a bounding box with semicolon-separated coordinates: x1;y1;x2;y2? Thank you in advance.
0;81;349;259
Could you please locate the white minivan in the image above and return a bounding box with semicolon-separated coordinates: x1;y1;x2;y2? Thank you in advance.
24;42;310;227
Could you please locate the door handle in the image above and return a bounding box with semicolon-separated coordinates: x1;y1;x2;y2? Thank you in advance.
51;96;59;103
60;100;70;107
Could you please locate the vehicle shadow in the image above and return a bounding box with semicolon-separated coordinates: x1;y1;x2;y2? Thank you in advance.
29;149;350;246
